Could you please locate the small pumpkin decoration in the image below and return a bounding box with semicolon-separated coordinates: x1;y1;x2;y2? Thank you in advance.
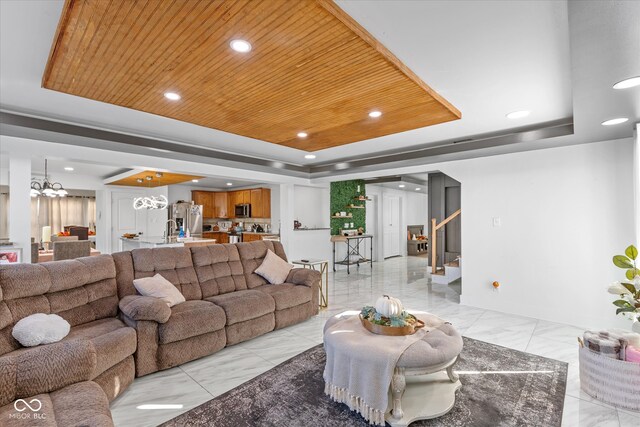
375;295;403;317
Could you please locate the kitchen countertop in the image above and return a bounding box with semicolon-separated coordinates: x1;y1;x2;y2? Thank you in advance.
242;231;276;234
203;231;274;234
120;236;217;245
293;228;330;231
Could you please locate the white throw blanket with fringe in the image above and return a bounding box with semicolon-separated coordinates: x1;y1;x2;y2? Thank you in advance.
323;312;434;425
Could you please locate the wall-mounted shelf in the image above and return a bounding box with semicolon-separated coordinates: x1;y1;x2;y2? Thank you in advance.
353;196;371;201
332;214;353;219
346;204;365;209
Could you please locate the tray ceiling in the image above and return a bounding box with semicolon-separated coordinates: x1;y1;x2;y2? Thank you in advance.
42;0;460;152
106;170;203;187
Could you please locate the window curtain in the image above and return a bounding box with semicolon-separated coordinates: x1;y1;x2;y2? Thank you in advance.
31;196;96;241
0;193;9;240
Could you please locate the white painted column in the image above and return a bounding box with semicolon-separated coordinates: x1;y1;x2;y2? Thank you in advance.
634;123;640;247
95;189;110;254
278;183;295;256
9;155;31;262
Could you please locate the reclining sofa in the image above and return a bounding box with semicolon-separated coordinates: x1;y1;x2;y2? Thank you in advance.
0;241;319;426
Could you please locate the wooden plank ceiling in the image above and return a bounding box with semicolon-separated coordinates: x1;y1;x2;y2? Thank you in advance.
43;0;461;152
107;171;203;187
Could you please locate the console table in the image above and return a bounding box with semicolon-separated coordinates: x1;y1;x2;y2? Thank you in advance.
331;234;373;274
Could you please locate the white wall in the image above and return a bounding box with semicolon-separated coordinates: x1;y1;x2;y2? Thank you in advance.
293;185;330;229
365;185;428;261
440;139;635;329
167;185;194;204
405;191;429;230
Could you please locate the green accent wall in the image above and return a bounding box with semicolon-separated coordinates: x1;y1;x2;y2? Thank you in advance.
330;179;366;235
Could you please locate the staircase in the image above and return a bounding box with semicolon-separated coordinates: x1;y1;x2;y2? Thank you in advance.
430;258;461;285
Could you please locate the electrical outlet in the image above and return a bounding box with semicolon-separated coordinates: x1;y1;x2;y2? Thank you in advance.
492;217;501;227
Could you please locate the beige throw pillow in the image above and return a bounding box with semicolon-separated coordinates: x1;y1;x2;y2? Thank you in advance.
254;249;293;285
133;273;186;307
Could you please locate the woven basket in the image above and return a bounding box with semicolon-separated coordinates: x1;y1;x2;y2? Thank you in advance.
579;346;640;411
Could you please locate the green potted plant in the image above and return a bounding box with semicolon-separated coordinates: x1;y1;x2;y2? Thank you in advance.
607;244;640;332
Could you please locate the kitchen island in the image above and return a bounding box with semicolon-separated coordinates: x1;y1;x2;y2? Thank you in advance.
119;236;217;251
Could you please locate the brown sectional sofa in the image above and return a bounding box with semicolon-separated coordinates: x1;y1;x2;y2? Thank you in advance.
113;241;320;376
0;381;114;427
0;241;319;425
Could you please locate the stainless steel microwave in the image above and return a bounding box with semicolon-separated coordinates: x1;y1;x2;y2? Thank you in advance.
235;204;251;218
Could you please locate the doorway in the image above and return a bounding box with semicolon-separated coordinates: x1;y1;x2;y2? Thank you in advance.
111;191;147;252
383;195;401;258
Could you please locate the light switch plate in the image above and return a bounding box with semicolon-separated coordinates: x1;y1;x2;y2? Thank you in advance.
492;217;501;227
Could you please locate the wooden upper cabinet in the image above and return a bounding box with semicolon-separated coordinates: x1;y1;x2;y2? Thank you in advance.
262;188;271;218
205;188;271;219
250;189;263;218
214;192;228;218
227;191;241;216
192;191;214;218
242;190;251;204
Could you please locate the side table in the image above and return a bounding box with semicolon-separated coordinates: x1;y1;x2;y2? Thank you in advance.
292;259;329;308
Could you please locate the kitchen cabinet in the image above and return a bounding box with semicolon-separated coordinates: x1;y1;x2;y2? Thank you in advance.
243;232;277;242
214;192;228;218
249;188;270;218
190;187;270;219
228;191;242;217
250;189;263;218
214;232;229;244
262;188;271;218
242;233;261;242
192;191;214;218
202;231;229;243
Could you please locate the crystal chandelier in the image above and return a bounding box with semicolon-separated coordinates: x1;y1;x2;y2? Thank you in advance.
132;173;168;210
30;159;68;198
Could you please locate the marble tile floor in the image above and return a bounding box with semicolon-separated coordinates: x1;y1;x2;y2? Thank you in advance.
110;256;639;427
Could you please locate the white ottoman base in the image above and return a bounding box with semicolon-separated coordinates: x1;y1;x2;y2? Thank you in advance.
386;357;461;427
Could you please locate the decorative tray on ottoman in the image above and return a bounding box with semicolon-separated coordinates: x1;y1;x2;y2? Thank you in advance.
360;296;425;336
359;314;425;336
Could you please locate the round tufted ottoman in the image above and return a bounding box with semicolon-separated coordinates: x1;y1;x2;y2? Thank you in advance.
324;311;463;426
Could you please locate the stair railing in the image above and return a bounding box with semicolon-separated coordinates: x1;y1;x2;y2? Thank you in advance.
430;209;461;274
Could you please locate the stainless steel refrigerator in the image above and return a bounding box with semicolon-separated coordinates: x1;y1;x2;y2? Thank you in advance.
169;202;203;237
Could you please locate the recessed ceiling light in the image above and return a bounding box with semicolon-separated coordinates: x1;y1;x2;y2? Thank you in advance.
506;110;530;119
192;179;199;183
398;184;405;188
226;182;233;186
230;39;252;53
369;110;382;118
297;132;308;138
64;167;74;171
601;117;629;126
415;187;421;191
164;92;181;101
304;154;316;159
136;178;143;183
613;76;640;90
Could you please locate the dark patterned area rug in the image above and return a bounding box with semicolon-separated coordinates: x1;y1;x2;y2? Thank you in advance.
162;337;567;427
